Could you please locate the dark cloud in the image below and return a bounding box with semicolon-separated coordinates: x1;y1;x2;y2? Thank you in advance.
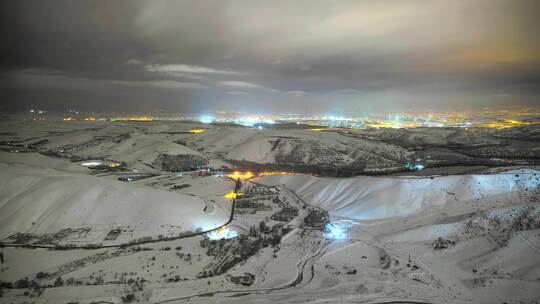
1;0;539;114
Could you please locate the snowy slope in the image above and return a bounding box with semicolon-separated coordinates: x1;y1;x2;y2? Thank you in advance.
260;171;539;220
0;163;228;244
106;132;204;166
0;151;89;173
183;127;411;170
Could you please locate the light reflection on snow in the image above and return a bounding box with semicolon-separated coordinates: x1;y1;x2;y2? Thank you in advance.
199;115;215;124
206;227;238;240
81;161;104;167
324;222;348;240
525;173;540;190
405;162;425;171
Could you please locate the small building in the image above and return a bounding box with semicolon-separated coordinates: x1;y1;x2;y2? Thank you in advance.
304;208;329;229
271;206;299;222
230;273;255;286
104;228;122;241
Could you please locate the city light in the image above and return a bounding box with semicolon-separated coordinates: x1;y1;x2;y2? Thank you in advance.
206;227;238;240
224;192;241;199
227;171;254;180
478;119;540;129
189;129;206;134
80;161;122;168
231;116;276;127
40;108;540;130
324;222;348;240
199;115;214;124
80;161;103;167
110;116;153;122
225;171;302;178
405;162;425;171
258;171;295;176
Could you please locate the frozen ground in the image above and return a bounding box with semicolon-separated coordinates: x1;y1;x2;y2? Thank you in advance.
0;119;538;303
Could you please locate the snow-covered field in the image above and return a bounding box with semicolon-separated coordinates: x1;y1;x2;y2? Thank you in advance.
0;119;538;304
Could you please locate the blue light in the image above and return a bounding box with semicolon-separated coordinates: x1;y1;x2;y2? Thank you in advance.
413;164;425;171
324;115;345;121
405;162;425;171
324;222;348;240
199;115;214;124
206;227;238;240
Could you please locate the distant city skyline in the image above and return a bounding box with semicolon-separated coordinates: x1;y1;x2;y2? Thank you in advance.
1;0;539;114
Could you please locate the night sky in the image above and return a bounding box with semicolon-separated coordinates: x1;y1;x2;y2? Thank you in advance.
1;0;539;114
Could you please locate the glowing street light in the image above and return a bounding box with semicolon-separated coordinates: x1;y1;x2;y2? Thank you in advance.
199;115;214;124
206;227;238;240
189;129;206;134
224;192;240;199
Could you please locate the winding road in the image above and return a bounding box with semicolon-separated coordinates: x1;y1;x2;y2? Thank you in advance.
153;240;334;303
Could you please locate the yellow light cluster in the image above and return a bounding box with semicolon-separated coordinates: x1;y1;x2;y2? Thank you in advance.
111;116;153;122
366;121;396;129
227;170;295;179
189;129;206;134
478;120;540;129
224;192;241;199
63;117;76;122
227;171;254;179
83;117;96;121
258;171;294;176
366;121;420;129
109;162;122;168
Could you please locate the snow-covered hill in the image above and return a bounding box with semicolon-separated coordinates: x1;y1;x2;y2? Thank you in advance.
0;161;228;246
259;170;539;220
182;127;412;171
